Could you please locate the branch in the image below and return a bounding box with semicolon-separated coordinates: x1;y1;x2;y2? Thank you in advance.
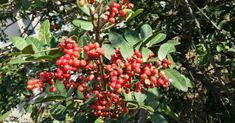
184;0;230;117
189;0;221;31
184;0;228;92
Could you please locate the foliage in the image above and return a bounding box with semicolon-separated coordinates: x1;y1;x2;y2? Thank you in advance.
0;0;234;123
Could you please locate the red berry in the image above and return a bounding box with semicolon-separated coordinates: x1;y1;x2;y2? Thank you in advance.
50;87;57;92
109;17;116;24
127;3;134;9
119;9;126;18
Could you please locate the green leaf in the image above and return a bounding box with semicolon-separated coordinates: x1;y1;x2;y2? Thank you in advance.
128;9;144;20
0;110;11;121
72;19;93;31
158;105;179;121
123;90;133;101
0;0;8;4
145;88;160;109
95;117;104;123
102;44;115;60
39;20;52;45
142;47;152;62
55;81;66;96
124;29;140;46
166;54;176;69
227;48;235;57
163;69;189;92
140;24;152;40
134;92;147;105
41;96;66;103
125;9;134;20
185;76;193;88
151;113;168;123
22;45;35;54
109;31;128;48
12;36;28;50
76;0;94;16
26;37;44;52
8;57;32;64
66;87;74;97
50;104;66;121
167;40;180;45
146;33;166;47
158;43;175;60
120;43;134;60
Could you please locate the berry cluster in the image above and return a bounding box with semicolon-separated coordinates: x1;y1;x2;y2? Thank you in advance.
91;91;128;118
101;1;134;24
26;38;172;119
84;42;104;59
27;79;42;91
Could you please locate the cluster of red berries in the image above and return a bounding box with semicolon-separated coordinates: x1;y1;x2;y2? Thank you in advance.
101;1;134;24
27;72;57;93
91;91;128;118
27;79;43;91
84;42;104;59
26;38;172;119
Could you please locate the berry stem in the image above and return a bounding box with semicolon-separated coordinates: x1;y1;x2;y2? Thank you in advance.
88;1;107;90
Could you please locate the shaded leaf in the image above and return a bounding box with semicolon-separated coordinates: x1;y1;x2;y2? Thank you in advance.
109;31;128;48
22;45;35;54
41;96;66;103
151;113;168;123
140;24;152;40
124;29;140;46
50;104;66;121
102;44;115;60
72;19;93;31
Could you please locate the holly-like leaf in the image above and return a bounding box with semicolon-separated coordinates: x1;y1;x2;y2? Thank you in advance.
158;43;175;60
146;33;166;47
72;19;93;31
102;44;115;60
12;36;28;50
39;20;52;45
163;69;191;92
140;24;152;40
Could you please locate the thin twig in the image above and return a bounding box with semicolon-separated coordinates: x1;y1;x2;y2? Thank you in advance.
189;0;221;31
184;0;230;117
